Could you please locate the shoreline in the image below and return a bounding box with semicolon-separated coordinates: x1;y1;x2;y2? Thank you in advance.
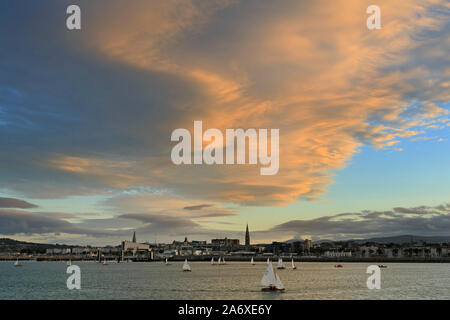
2;256;450;263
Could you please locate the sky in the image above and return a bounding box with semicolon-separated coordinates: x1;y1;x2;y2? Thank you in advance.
0;0;449;246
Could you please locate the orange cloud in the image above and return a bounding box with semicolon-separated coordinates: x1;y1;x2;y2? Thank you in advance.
53;0;449;206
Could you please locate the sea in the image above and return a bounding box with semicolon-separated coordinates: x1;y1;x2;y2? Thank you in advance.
0;261;448;299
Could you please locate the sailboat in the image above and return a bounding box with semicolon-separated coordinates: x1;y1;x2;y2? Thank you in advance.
291;258;296;270
218;257;221;264
251;257;255;265
164;258;171;266
222;257;226;264
260;261;285;292
102;259;108;265
14;259;22;267
266;257;270;265
67;260;72;266
182;259;191;272
275;274;285;290
277;257;285;269
211;257;215;265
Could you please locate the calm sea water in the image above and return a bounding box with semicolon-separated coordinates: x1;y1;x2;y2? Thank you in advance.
0;261;448;299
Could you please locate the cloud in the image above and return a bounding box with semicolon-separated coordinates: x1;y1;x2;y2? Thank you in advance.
183;204;213;211
0;197;37;209
266;204;450;240
393;205;449;215
1;201;448;245
102;191;237;220
0;0;448;209
0;209;112;237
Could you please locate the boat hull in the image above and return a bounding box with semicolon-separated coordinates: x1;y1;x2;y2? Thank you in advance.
261;287;285;292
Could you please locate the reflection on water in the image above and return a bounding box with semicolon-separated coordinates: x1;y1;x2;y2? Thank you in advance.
0;261;448;299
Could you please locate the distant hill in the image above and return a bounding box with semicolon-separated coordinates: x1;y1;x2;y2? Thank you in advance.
308;235;450;245
351;235;450;244
0;238;74;253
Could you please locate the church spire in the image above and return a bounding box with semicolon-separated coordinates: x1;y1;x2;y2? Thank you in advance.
245;224;250;247
132;231;136;243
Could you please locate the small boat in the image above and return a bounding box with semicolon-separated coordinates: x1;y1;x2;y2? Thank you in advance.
291;258;296;270
164;258;171;265
14;259;22;267
334;264;343;268
211;257;215;265
67;260;72;266
102;260;108;265
277;257;285;269
251;257;255;265
378;265;387;268
218;257;221;264
266;257;270;265
182;259;191;272
261;261;285;292
222;257;226;264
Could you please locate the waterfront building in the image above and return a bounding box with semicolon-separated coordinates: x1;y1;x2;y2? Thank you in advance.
211;238;240;247
71;247;86;254
304;239;312;250
121;231;152;260
323;251;352;257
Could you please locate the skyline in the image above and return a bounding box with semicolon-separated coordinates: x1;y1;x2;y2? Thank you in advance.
0;0;449;246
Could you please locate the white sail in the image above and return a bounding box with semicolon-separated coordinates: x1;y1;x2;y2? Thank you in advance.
218;257;221;264
14;259;19;266
222;257;226;264
291;258;296;268
251;257;254;265
211;257;214;265
277;258;285;269
182;259;191;271
165;258;168;264
266;258;270;265
260;262;276;286
275;274;285;290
